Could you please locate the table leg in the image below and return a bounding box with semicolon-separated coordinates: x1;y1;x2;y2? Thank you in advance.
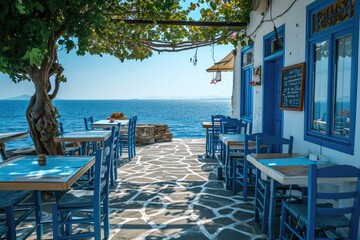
35;191;43;240
205;128;210;158
268;179;276;240
225;144;230;189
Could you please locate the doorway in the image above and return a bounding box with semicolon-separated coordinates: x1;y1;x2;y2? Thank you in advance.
262;26;285;139
263;57;283;137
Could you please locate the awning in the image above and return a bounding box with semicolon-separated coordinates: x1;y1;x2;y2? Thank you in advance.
206;50;235;72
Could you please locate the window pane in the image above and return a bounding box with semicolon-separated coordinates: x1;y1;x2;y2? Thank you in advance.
312;41;329;133
333;35;352;137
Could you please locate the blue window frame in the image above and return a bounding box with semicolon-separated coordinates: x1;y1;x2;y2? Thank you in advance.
305;0;359;154
240;45;254;120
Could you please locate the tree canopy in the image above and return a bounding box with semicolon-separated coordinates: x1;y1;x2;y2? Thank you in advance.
0;0;251;154
0;0;251;83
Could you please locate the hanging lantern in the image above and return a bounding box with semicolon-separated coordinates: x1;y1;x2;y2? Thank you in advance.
215;71;221;82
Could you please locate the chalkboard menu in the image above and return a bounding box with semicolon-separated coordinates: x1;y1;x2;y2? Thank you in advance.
280;63;305;111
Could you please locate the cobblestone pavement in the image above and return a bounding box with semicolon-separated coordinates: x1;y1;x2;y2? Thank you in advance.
31;139;267;240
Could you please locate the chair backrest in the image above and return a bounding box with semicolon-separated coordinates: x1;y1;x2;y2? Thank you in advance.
256;135;293;154
94;145;111;205
240;118;253;134
58;122;67;150
221;117;247;134
58;122;64;134
307;164;360;239
131;116;137;135
84;116;94;130
244;133;270;156
211;114;226;135
127;116;133;135
110;124;120;161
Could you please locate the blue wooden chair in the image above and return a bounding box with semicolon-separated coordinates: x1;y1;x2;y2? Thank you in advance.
120;117;135;161
58;122;81;156
210;114;226;159
221;118;247;189
131;116;137;158
83;116;94;131
279;164;360;240
83;116;96;155
240;118;253;134
0;190;42;239
52;146;111;240
232;133;270;200
254;134;295;233
109;124;120;186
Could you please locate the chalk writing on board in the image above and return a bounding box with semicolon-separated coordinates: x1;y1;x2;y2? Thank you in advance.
280;63;305;111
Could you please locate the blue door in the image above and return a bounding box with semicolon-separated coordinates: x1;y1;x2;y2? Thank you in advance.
263;57;284;139
273;58;283;137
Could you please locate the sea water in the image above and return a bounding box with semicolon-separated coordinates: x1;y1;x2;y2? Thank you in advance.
0;99;231;150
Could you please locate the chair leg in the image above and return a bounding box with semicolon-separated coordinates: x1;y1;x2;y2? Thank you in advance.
5;205;16;240
93;207;101;240
254;169;260;223
261;183;270;233
231;159;236;193
113;158;118;181
103;196;110;239
110;159;114;186
34;191;43;240
52;204;60;240
279;203;288;240
243;162;248;202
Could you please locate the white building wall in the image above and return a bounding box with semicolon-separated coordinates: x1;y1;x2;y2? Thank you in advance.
233;0;360;168
231;46;241;119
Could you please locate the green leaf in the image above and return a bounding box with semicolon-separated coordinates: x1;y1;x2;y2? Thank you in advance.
21;48;44;66
15;1;26;14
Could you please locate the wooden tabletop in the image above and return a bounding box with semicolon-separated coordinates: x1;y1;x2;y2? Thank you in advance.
219;133;248;146
0;131;28;143
201;122;220;129
246;153;333;185
0;155;95;190
54;130;111;143
92;119;129;129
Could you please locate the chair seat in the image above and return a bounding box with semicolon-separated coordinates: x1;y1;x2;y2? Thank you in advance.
58;189;94;209
284;202;350;228
0;190;32;208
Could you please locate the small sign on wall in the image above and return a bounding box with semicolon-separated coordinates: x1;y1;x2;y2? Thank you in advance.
280;63;305;111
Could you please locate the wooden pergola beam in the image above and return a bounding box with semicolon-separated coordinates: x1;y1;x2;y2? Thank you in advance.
112;19;248;27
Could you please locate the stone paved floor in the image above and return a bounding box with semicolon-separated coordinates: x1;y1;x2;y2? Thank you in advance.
30;139;267;240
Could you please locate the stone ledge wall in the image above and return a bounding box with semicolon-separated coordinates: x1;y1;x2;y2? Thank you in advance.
136;124;173;145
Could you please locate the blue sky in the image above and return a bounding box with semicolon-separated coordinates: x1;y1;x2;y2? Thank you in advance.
1;44;234;100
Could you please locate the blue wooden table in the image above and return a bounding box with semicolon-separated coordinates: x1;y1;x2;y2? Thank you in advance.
54;130;111;155
92;119;129;129
0;155;95;191
0;155;95;238
246;153;332;240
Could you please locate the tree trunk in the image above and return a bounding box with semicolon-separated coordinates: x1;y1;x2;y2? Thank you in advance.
26;71;64;155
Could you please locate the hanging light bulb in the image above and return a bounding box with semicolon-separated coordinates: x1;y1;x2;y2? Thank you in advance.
215;71;221;82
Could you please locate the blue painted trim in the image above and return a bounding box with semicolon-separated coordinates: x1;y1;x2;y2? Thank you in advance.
240;45;254;120
263;50;284;62
262;25;285;135
304;0;358;155
264;25;285;58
